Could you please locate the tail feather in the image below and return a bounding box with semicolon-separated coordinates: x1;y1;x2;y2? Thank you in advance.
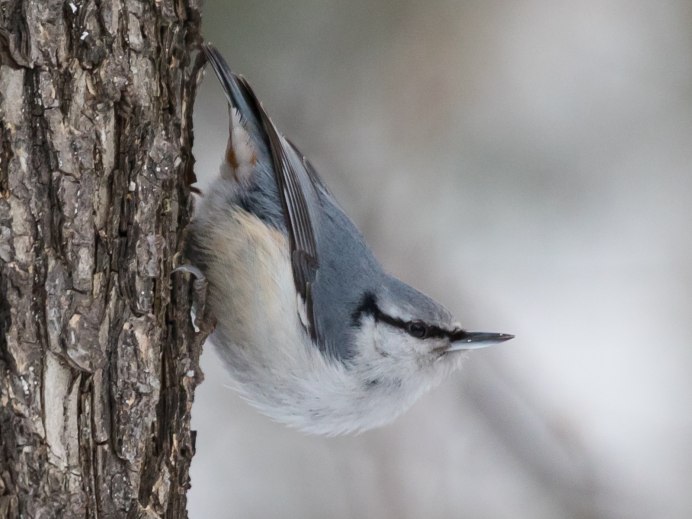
203;44;270;181
202;44;263;138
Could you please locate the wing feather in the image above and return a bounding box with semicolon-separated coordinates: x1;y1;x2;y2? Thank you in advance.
203;44;324;345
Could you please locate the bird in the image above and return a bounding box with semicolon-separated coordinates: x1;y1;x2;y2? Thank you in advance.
186;44;513;435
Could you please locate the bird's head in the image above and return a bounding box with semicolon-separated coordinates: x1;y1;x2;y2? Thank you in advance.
349;277;513;391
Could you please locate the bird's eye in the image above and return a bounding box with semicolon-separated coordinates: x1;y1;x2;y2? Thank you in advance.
407;321;429;339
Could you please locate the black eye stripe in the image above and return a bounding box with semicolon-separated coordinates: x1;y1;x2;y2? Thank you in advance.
353;293;459;340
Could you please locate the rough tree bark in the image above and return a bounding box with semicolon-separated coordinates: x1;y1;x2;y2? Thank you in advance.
0;1;209;517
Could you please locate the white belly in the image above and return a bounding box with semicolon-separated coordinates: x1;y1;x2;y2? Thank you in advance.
191;192;428;435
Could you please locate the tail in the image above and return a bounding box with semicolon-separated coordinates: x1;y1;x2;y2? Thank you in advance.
202;44;269;182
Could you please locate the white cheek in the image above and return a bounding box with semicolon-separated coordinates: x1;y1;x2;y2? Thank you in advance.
373;324;440;361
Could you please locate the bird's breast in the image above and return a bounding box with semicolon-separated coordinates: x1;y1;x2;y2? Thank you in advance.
201;205;304;353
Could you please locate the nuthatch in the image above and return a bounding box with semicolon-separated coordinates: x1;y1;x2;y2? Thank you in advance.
187;45;513;435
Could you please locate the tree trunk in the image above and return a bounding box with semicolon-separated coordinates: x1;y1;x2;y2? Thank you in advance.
0;1;208;517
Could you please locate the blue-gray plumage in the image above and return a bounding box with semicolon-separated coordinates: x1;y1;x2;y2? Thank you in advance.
187;45;513;435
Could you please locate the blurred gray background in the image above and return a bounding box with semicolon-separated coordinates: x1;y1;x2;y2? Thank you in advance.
189;1;692;518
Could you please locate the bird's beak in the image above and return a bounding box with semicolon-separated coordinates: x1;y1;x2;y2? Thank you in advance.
446;331;514;352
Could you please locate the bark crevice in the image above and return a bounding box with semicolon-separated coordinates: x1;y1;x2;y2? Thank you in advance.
0;1;207;517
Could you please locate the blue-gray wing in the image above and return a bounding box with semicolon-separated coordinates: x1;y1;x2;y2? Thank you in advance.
203;44;324;345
